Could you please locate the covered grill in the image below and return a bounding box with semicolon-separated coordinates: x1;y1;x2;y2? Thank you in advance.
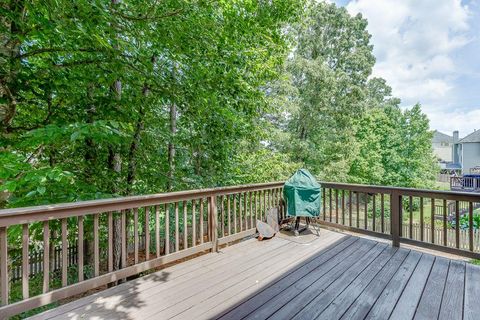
283;169;321;217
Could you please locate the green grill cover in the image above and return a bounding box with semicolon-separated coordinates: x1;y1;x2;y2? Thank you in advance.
283;169;321;217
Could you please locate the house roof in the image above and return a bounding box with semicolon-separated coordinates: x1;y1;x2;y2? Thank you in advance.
459;130;480;143
432;130;453;143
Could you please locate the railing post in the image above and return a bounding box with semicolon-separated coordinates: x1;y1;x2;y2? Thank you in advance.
209;195;218;252
0;226;8;306
391;191;401;247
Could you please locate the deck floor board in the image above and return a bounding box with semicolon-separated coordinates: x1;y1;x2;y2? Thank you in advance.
30;228;479;320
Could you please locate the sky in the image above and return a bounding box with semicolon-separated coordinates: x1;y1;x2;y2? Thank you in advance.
335;0;480;138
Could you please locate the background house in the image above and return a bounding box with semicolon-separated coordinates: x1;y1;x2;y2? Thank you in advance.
432;130;453;163
433;130;480;174
454;130;480;174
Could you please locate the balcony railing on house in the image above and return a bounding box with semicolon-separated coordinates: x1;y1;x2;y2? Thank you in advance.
451;175;480;192
0;181;479;318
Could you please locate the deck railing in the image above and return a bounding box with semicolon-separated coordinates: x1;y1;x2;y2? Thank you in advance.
0;182;284;318
1;181;480;317
320;182;480;259
450;176;480;192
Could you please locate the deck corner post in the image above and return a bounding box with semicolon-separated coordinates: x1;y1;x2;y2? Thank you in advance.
209;195;219;252
391;191;401;248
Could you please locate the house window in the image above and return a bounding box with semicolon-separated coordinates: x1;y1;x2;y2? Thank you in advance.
441;142;450;146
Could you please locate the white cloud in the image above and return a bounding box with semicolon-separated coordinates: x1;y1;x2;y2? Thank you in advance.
345;0;476;132
428;108;480;137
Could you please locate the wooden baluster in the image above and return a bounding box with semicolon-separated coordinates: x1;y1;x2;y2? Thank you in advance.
349;191;353;227
443;199;447;246
253;192;257;225
341;190;345;225
364;193;368;230
239;193;244;232
431;199;435;244
469;202;474;252
249;192;253;229
199;199;204;244
372;194;376;232
183;201;188;250
165;204;170;255
455;201;460;249
43;221;50;293
155;206;160;258
409;196;413;239
335;189;339;223
329;189;332;222
145;206;150;259
420;198;424;242
233;195;237;234
78;216;84;281
133;208;139;263
221;195;226;236
175;202;179;252
227;196;231;236
94;214;99;277
356;192;360;228
61;218;68;286
380;194;385;233
108;212;113;272
192;200;196;246
209;196;218;252
243;192;247;230
322;187;326;221
0;226;8;306
22;224;29;299
263;190;268;221
121;210;127;268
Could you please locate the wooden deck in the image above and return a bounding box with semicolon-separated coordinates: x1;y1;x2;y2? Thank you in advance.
30;229;480;320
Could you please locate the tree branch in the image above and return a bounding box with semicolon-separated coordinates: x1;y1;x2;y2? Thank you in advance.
15;48;106;60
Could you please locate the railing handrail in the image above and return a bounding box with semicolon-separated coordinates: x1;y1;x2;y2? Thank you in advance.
0;181;284;227
2;180;480;227
321;181;480;201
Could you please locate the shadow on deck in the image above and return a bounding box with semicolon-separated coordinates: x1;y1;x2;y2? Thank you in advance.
30;228;480;320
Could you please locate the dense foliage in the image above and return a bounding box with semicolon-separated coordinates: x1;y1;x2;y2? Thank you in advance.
1;0;438;210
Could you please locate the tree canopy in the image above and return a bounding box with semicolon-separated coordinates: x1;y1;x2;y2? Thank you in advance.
1;0;438;210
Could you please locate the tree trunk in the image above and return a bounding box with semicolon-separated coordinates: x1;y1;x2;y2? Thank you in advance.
167;103;176;191
0;0;23;133
126;86;148;195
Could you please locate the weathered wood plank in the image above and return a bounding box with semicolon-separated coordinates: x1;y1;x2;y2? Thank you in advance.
389;254;435;320
30;238;264;319
174;234;348;319
74;239;291;319
438;260;465;320
216;235;356;320
196;235;349;319
315;246;399;320
464;263;480;320
323;248;410;320
364;250;422;320
243;239;378;320
300;246;400;320
413;256;450;320
269;242;388;320
167;235;340;320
